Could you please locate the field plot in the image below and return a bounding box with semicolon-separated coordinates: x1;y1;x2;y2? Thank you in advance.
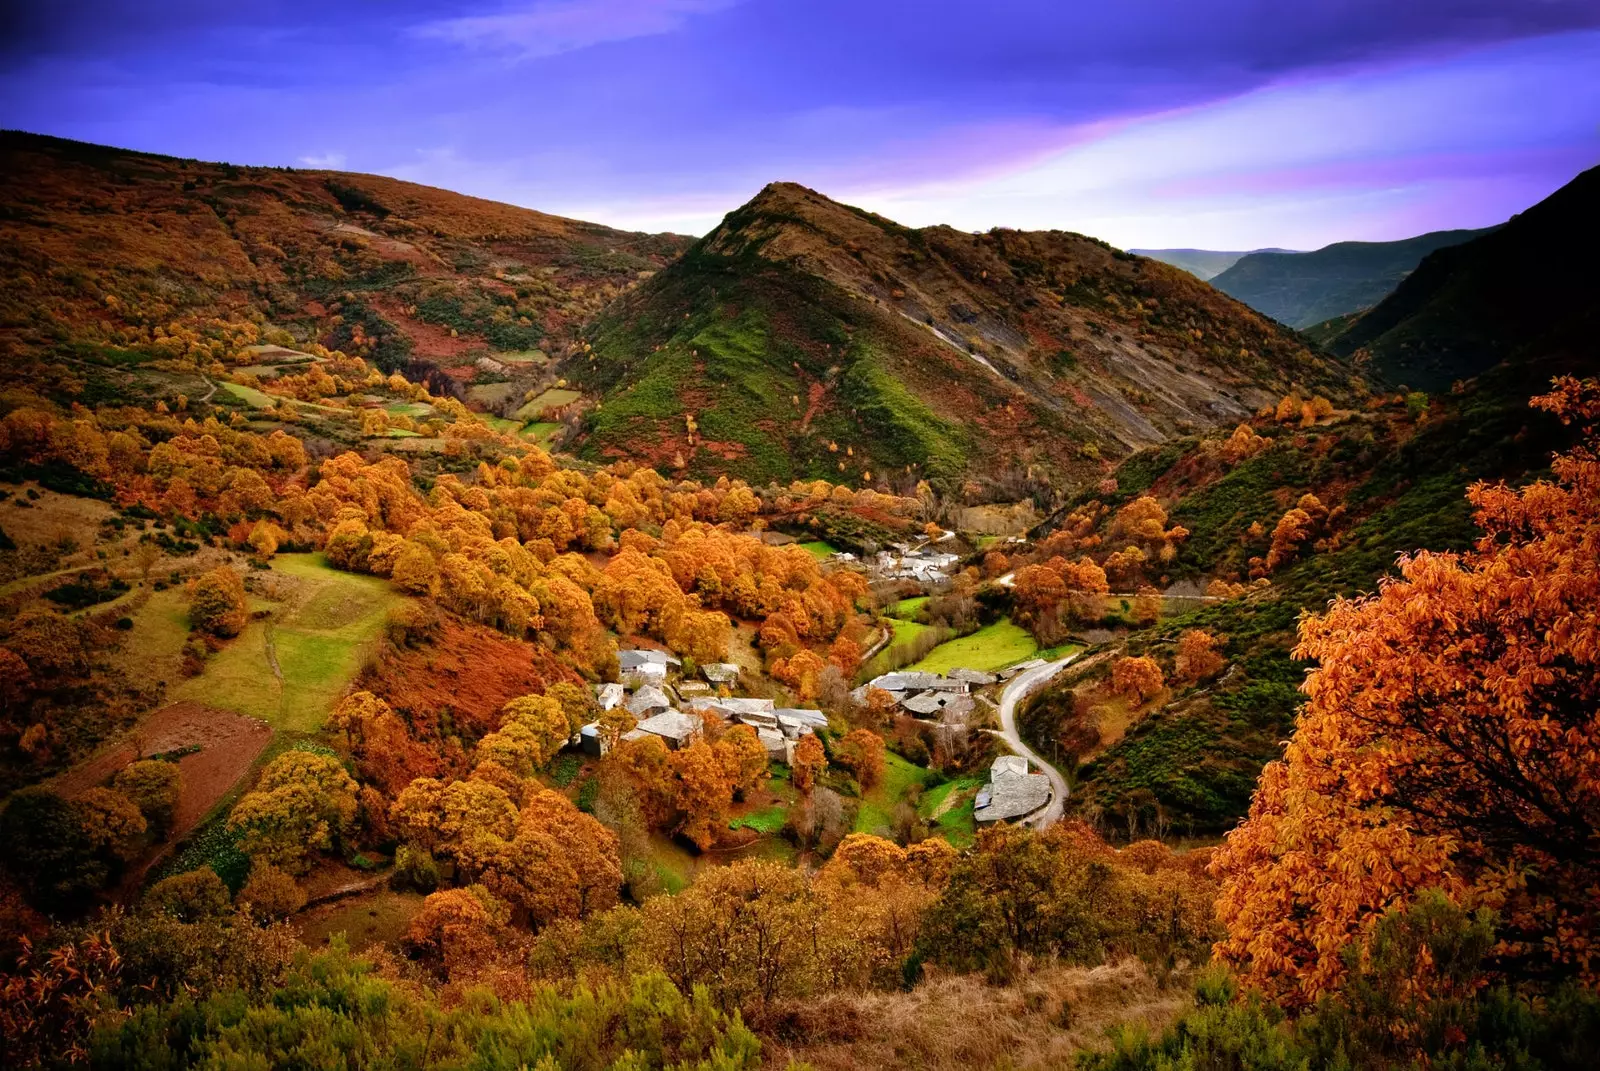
174;554;405;733
466;382;519;408
514;387;581;421
797;539;838;559
907;617;1040;674
854;752;936;837
296;889;427;952
521;421;562;446
218;381;276;408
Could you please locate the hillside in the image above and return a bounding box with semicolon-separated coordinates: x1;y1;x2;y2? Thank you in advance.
1127;248;1296;281
0;132;691;394
1209;227;1491;329
570;183;1351;491
1328;164;1600;391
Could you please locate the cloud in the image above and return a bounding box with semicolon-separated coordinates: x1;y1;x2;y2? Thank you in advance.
298;151;347;168
412;0;737;58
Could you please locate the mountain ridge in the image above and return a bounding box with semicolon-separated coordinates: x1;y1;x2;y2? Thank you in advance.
1327;163;1600;392
1210;226;1493;329
569;181;1354;492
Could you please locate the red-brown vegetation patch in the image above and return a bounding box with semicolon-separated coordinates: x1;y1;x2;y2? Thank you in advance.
50;702;272;834
49;702;273;887
360;618;580;736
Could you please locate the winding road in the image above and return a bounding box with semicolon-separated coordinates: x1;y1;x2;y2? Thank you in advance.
994;654;1079;828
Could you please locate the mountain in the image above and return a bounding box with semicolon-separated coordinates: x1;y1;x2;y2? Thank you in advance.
0;131;692;383
569;183;1352;490
1128;248;1298;281
1328;164;1600;392
1209;228;1492;329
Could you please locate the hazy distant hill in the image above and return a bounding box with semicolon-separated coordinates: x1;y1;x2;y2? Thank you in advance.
571;183;1351;489
1328;165;1599;392
1211;228;1492;329
1127;248;1297;280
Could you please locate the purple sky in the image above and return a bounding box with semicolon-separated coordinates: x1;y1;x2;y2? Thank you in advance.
4;1;1598;247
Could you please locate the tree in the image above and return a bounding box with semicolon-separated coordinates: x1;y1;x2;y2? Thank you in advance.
791;732;826;795
228;750;358;873
112;760;183;839
0;788;105;903
1174;629;1225;683
1212;377;1600;1006
404;885;510;975
835;729;886;789
714;725;769;800
188;566;248;637
478;693;574;775
773;648;825;702
669;740;733;851
76;786;147;863
390;540;439;595
1111;656;1164;702
511;789;622;919
1265;507;1316;571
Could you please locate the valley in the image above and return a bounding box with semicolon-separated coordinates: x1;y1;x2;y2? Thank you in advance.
0;132;1596;1071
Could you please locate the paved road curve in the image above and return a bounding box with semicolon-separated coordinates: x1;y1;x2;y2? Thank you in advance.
994;654;1079;828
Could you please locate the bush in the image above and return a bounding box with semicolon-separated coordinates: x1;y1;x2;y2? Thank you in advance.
236;862;306;922
188;566;248;637
392;843;440;893
145;868;233;922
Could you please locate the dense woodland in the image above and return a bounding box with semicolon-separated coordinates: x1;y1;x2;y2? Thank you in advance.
0;137;1596;1069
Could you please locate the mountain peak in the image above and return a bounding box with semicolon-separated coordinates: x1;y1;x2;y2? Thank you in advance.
570;186;1353;489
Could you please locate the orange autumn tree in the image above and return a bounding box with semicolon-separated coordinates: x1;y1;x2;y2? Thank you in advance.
1212;377;1600;1007
835;729;886;789
1174;629;1225;683
1111;655;1163;702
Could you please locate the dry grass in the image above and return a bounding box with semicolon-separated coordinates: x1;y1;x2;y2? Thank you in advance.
756;959;1192;1071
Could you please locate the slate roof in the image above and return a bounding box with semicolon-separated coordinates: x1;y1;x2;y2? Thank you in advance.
974;754;1052;823
701;662;741;684
635;710;701;744
626;685;672;716
618;649;681;671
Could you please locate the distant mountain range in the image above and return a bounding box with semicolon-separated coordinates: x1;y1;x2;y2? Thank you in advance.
1326;164;1599;392
1126;248;1299;280
1209;228;1494;329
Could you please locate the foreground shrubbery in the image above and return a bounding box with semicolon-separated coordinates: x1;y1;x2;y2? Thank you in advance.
93;944;762;1071
1084;894;1600;1071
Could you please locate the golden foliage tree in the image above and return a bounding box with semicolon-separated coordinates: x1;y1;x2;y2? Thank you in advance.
790;732;826;795
228;751;358;873
188;566;248;637
1174;629;1226;683
834;729;886;789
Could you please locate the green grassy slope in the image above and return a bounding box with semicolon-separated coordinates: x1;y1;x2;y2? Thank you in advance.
1021;359;1582;835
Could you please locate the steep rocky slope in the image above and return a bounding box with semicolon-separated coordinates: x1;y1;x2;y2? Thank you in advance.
0;132;691;385
572;183;1351;491
1211;227;1491;329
